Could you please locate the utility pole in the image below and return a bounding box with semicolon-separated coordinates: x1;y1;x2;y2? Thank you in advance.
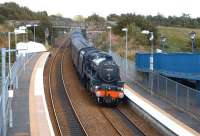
142;30;154;95
8;32;11;81
122;28;128;77
107;26;112;54
1;48;6;136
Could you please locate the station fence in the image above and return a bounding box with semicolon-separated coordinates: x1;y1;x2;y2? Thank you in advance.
111;51;200;120
0;52;33;136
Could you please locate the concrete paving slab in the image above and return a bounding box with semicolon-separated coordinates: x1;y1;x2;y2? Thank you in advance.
7;53;41;136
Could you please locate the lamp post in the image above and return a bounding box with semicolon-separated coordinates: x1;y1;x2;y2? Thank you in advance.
14;29;17;46
26;24;31;42
7;28;26;81
189;31;196;53
122;28;128;76
8;32;11;81
142;30;154;94
14;27;27;71
7;32;16;82
160;36;167;51
107;26;112;54
33;24;38;42
19;26;27;42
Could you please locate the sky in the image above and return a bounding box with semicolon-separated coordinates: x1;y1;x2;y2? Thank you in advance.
0;0;200;18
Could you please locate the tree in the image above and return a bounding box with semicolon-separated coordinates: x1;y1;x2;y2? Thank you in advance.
180;13;191;27
0;15;5;24
107;14;120;22
73;15;85;22
85;13;105;30
55;13;63;18
111;13;158;46
86;14;105;25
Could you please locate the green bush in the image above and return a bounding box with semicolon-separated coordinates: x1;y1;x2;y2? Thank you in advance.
112;13;158;46
0;15;6;24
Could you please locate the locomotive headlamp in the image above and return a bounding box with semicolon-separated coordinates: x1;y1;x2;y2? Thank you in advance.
95;91;101;97
95;86;100;90
120;87;124;91
118;92;124;98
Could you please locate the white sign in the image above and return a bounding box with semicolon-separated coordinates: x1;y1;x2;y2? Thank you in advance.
150;56;153;71
14;29;26;34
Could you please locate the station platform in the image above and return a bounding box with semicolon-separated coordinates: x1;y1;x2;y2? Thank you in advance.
124;80;200;136
7;52;53;136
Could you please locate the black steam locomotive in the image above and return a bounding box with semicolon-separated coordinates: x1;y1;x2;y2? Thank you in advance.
70;29;124;105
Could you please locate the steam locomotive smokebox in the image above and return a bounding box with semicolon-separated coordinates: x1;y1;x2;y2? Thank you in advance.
98;60;119;83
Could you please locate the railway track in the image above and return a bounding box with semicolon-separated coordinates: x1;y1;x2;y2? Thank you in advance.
48;47;62;136
44;36;161;136
114;107;145;136
99;107;146;136
99;108;124;136
45;37;87;136
61;46;88;136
